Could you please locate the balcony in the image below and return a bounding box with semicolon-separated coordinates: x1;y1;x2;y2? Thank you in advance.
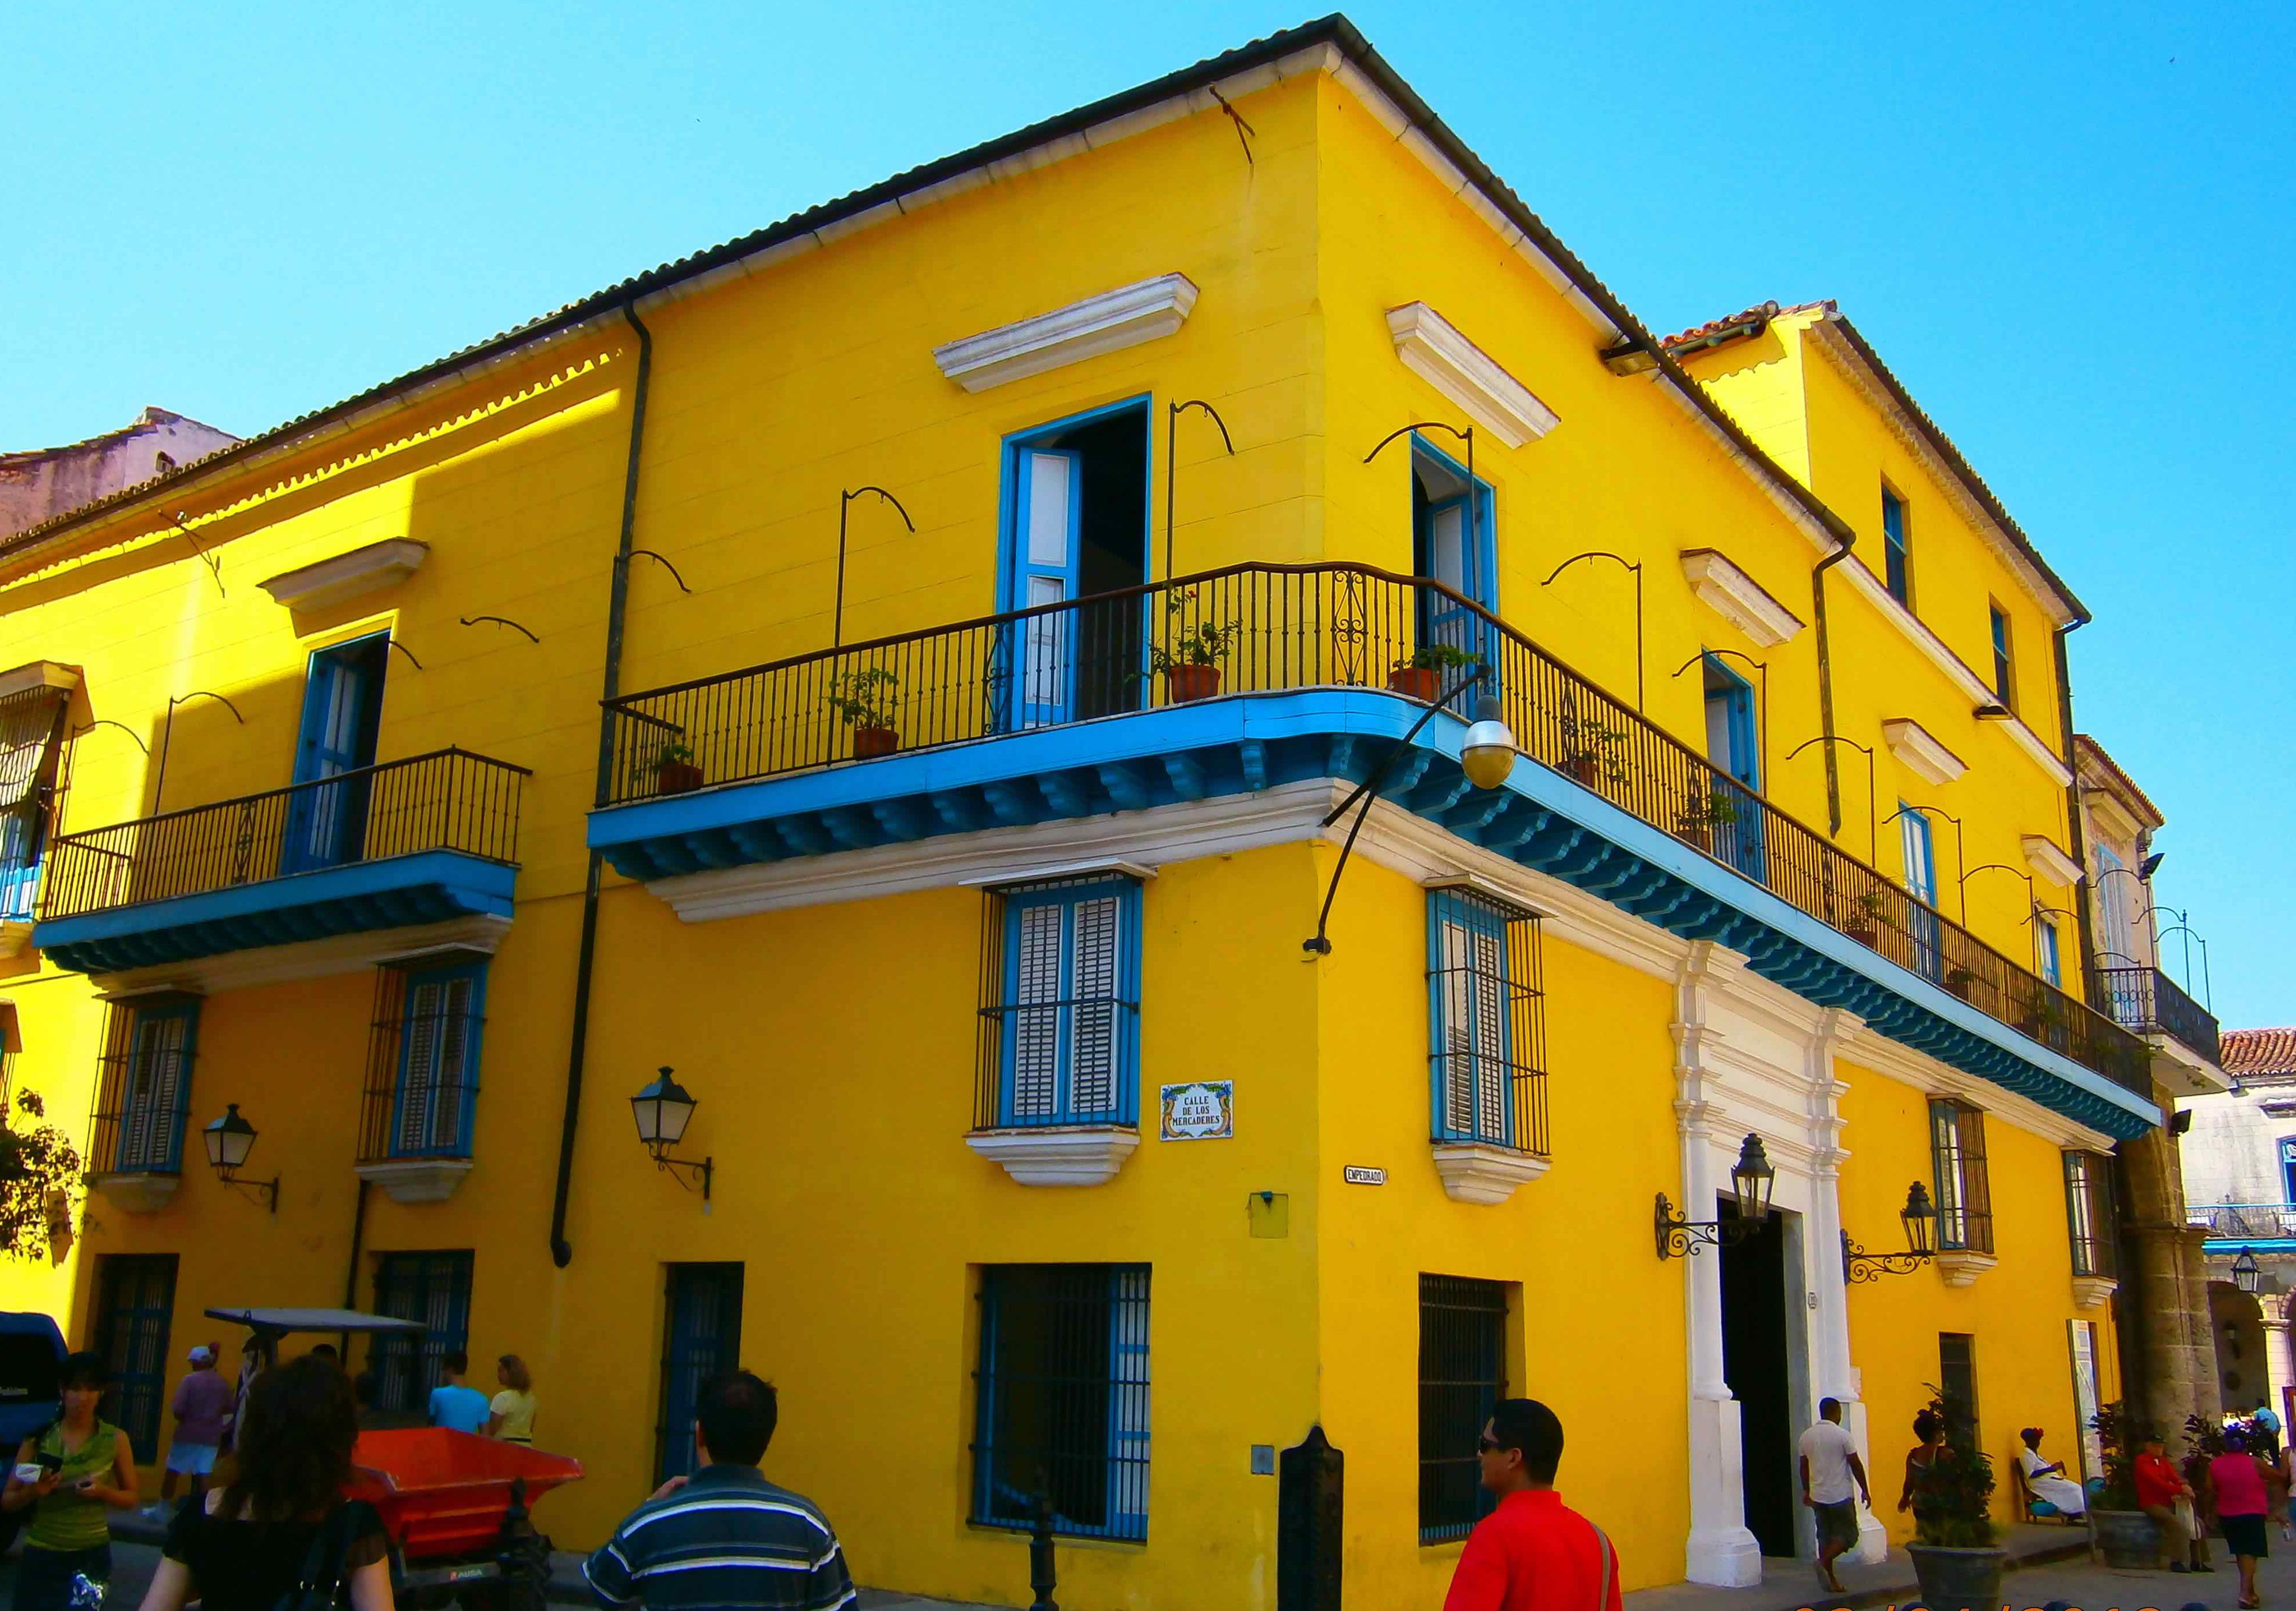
35;748;528;976
2090;962;2226;1094
2189;1203;2296;1253
590;560;2155;1139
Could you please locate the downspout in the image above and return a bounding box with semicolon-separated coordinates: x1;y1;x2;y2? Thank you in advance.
549;302;654;1269
1809;535;1855;837
338;1178;369;1363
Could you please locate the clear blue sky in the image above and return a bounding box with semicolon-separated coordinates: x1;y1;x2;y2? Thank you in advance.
10;3;2289;1024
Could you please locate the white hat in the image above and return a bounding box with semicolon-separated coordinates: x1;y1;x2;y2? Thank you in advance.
188;1345;214;1364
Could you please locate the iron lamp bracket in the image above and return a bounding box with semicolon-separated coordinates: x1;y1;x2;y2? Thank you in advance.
1841;1230;1934;1283
218;1170;280;1214
1654;1192;1764;1260
650;1146;714;1201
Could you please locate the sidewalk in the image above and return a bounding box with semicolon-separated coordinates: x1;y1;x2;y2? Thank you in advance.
1623;1523;2092;1611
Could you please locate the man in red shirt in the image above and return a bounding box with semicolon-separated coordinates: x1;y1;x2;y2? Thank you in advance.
2135;1428;2208;1573
1444;1398;1623;1611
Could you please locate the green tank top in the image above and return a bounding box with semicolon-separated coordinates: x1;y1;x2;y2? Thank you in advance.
25;1420;121;1551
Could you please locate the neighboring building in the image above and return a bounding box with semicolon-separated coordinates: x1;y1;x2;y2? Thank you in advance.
0;20;2166;1603
0;408;238;539
2179;1030;2296;1424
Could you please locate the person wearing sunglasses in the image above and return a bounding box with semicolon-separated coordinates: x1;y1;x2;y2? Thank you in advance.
1444;1398;1622;1611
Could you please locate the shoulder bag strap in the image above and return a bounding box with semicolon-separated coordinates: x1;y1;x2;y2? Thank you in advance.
283;1503;361;1608
1592;1525;1617;1610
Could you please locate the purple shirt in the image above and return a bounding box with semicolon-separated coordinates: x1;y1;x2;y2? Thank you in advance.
2211;1451;2270;1518
171;1367;233;1446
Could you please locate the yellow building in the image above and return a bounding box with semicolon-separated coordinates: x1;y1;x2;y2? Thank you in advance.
0;18;2161;1604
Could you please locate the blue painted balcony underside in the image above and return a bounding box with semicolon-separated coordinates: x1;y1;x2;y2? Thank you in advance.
34;850;518;975
587;691;2157;1140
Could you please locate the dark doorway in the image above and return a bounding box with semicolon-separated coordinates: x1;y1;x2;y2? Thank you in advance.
656;1263;744;1485
1719;1203;1796;1557
92;1253;177;1462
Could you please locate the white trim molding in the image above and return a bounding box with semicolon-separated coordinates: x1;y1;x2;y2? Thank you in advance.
966;1125;1140;1186
932;274;1199;393
2022;835;2084;889
1430;1142;1549;1204
90;1172;179;1215
1385;303;1559;448
1679;549;1805;647
1934;1250;1997;1288
354;1158;474;1205
1881;718;1967;786
2071;1275;2118;1310
256;539;428;612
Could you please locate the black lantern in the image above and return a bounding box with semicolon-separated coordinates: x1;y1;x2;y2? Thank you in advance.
632;1068;712;1201
1843;1181;1941;1283
2234;1247;2261;1295
1729;1133;1776;1222
1901;1180;1937;1256
1656;1133;1777;1260
201;1104;278;1212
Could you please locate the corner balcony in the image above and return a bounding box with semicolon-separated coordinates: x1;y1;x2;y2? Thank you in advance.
2190;1203;2296;1256
2089;962;2226;1095
35;748;528;976
589;561;2156;1139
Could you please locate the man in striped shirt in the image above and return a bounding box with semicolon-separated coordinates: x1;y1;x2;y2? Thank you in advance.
585;1372;856;1610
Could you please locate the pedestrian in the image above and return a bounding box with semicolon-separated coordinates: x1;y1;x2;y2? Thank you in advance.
2136;1428;2209;1574
2016;1427;2086;1517
2258;1399;2284;1442
583;1370;855;1610
427;1351;492;1435
133;1354;393;1611
2207;1427;2271;1609
308;1344;340;1366
151;1344;233;1519
1896;1408;1946;1531
1;1351;139;1611
1798;1396;1870;1595
1441;1397;1622;1611
485;1355;537;1446
224;1336;266;1456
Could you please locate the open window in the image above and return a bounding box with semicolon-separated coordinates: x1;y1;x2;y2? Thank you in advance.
1698;655;1764;880
283;632;389;873
1000;402;1149;730
1411;437;1496;669
0;664;84;928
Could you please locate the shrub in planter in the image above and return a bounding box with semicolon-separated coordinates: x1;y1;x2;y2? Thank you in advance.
2085;1401;2160;1570
644;740;703;796
1944;965;1976;1000
1674;788;1740;854
1842;888;1888;945
826;667;901;760
1557;710;1631;790
1387;642;1481;703
1906;1388;2004;1610
1148;590;1243;704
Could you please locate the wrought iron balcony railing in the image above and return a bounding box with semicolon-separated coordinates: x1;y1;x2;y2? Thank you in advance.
40;747;529;921
2189;1203;2296;1241
603;560;2151;1097
2090;962;2222;1067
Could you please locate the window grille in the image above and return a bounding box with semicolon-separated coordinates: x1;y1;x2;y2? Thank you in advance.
93;1253;176;1461
1420;1273;1509;1543
657;1263;745;1486
359;953;488;1163
370;1250;473;1416
970;1263;1149;1542
1929;1099;1994;1254
1426;888;1547;1155
1938;1331;1980;1449
975;877;1141;1131
2063;1150;2117;1279
90;994;199;1175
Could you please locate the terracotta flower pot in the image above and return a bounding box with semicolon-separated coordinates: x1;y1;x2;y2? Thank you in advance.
852;726;899;760
1565;753;1600;787
1843;920;1878;945
655;760;704;796
1945;974;1975;1000
1675;823;1712;855
1387;665;1440;702
1166;664;1223;703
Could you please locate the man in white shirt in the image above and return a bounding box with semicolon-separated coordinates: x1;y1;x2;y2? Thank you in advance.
1798;1396;1872;1595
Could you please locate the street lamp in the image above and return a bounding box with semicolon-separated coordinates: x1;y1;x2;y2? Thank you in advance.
1459;696;1519;791
1843;1181;1939;1282
2234;1248;2261;1295
631;1068;713;1202
1656;1134;1777;1259
200;1104;278;1212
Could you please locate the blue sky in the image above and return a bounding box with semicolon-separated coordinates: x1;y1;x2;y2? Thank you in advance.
9;3;2289;1023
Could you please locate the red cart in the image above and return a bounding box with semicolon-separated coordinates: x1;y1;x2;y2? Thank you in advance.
350;1428;583;1611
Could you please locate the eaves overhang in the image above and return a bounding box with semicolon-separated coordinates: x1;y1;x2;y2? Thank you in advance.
588;690;2157;1140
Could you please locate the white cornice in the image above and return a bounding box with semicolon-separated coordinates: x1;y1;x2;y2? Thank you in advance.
932;274;1200;392
1679;549;1805;647
256;538;428;612
2022;835;2084;889
88;913;511;998
1881;718;1967;786
1385;302;1559;448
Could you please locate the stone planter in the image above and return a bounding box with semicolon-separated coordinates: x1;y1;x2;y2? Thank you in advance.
2088;1507;2160;1570
1906;1542;2007;1611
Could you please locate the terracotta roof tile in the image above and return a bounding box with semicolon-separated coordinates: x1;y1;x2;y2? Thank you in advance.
2221;1028;2296;1078
1660;301;1782;350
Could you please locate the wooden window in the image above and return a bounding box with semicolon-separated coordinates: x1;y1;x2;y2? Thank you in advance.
1988;602;2016;709
1420;1274;1511;1542
92;996;199;1175
976;876;1141;1129
1929;1099;1994;1253
1881;486;1912;607
2063;1151;2117;1279
370;1250;473;1416
1425;888;1547;1154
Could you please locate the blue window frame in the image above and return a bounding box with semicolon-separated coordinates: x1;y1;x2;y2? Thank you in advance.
283;632;389;873
1698;654;1766;881
2036;918;2062;988
979;877;1141;1129
971;1263;1150;1541
1425;888;1546;1154
1899;802;1942;980
0;809;41;924
657;1263;745;1485
0;684;73;923
2280;1139;2296;1206
107;997;199;1174
370;1250;473;1416
1411;436;1498;672
390;958;487;1158
1988;603;2015;708
1881;487;1911;606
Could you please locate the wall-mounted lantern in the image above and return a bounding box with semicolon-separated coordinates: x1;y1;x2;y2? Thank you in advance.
1655;1132;1775;1259
1842;1181;1938;1283
631;1067;712;1202
2234;1247;2261;1295
201;1103;279;1212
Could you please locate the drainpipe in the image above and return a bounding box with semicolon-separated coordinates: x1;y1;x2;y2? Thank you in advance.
1809;535;1856;837
549;301;654;1269
338;1178;369;1362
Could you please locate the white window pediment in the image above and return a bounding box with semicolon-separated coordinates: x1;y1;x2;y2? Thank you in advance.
1882;717;1967;786
1679;550;1806;647
257;539;429;612
2022;835;2084;888
1386;302;1559;448
932;274;1199;393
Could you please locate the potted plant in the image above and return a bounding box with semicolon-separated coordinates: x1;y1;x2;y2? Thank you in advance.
1388;642;1481;703
2085;1402;2160;1569
1842;888;1888;945
1149;592;1243;703
1905;1388;2006;1610
1943;964;1977;1001
1673;787;1740;855
1558;711;1631;790
645;738;703;797
826;666;901;760
2018;997;2069;1043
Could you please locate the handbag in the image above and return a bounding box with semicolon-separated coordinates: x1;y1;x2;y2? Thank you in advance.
273;1502;363;1611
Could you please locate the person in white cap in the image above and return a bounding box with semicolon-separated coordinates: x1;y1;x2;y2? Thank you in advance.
151;1342;232;1519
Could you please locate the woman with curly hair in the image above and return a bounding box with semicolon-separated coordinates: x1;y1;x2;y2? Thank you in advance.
135;1354;394;1611
1896;1408;1947;1531
2;1351;139;1611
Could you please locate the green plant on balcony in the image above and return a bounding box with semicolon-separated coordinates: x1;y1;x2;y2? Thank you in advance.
1557;710;1631;789
1944;964;1977;1000
2017;995;2069;1041
826;667;903;759
1673;786;1740;852
1147;591;1243;703
638;737;703;797
1387;641;1482;702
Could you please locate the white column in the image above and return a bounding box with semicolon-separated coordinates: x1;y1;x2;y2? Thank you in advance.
1677;947;1763;1587
1805;1009;1886;1563
2265;1293;2295;1428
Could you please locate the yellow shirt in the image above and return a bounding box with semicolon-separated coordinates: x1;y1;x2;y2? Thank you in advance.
490;1389;537;1444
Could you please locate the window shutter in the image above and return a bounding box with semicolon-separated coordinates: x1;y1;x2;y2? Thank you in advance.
1439;919;1477;1136
1011;903;1063;1120
430;976;475;1151
1960;1107;1994;1253
1469;923;1508;1142
1929;1099;1966;1248
1068;894;1122;1119
398;979;444;1154
122;1010;192;1172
